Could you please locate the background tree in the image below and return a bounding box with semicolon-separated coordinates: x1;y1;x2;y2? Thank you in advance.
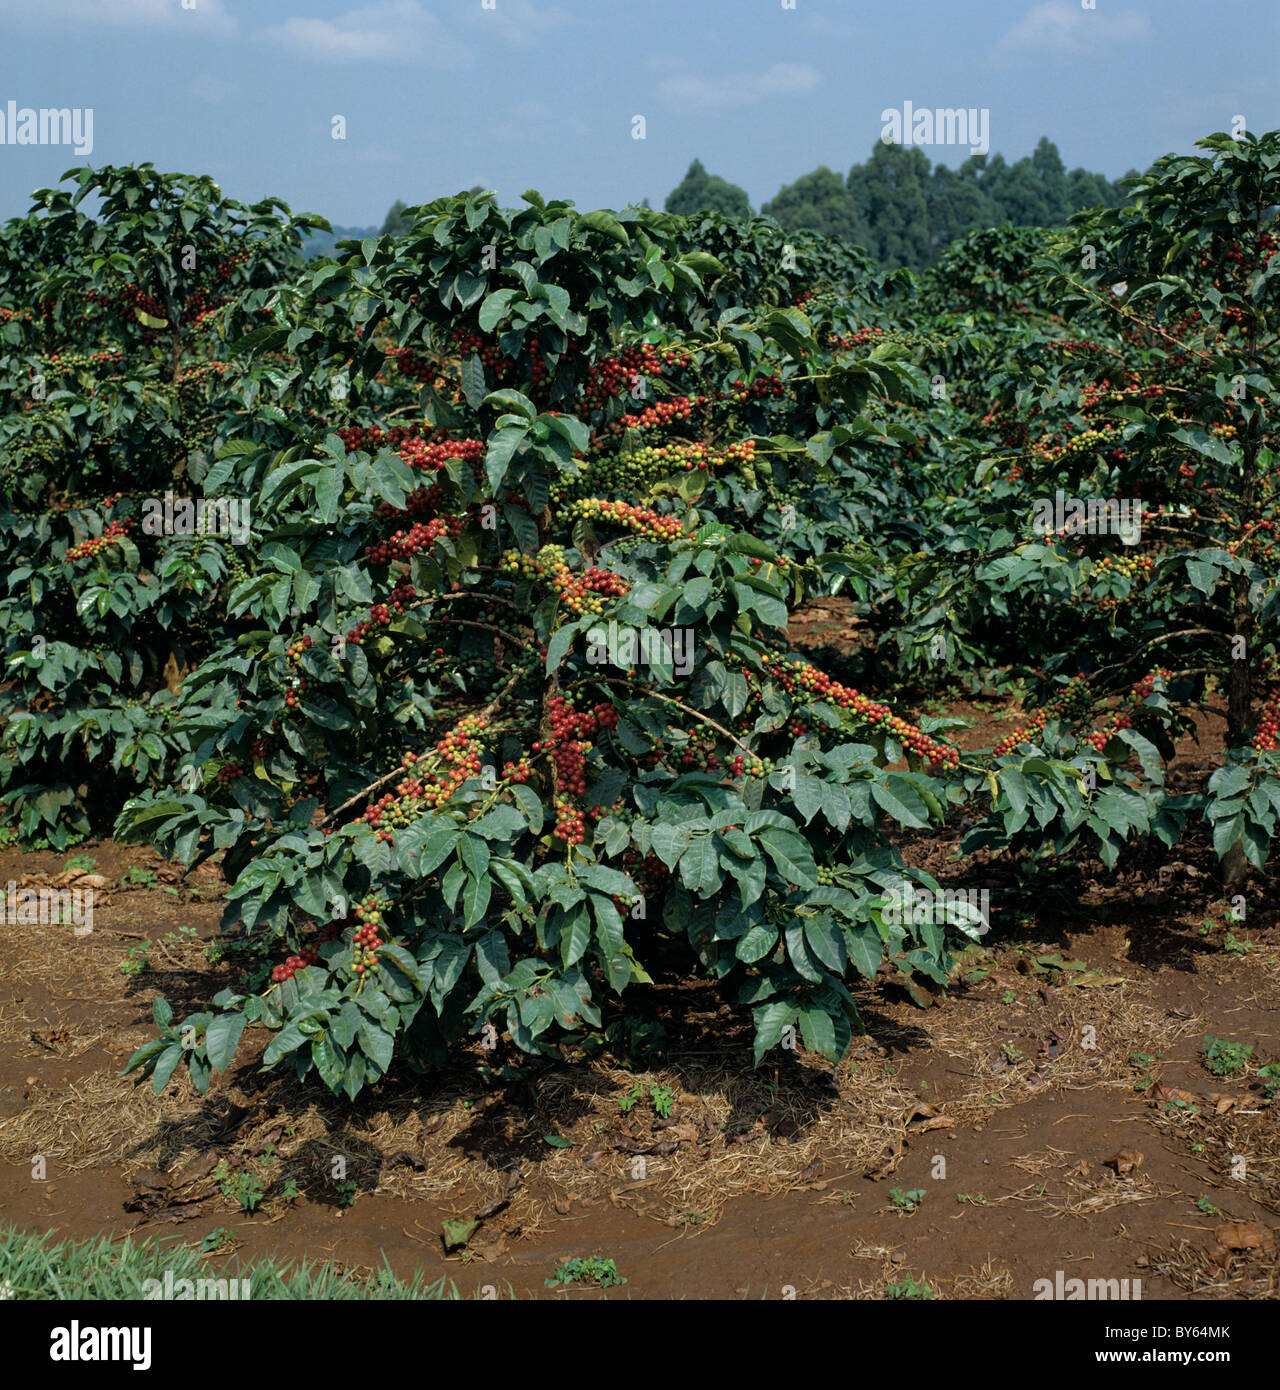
380;200;411;236
762;166;866;245
847;143;933;271
664;159;752;219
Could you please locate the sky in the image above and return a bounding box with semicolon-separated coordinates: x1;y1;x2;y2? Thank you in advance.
0;0;1276;227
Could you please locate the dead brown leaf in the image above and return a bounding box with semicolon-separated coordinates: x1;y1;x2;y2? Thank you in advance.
903;1101;956;1133
1151;1083;1199;1106
1104;1148;1144;1175
1213;1222;1274;1252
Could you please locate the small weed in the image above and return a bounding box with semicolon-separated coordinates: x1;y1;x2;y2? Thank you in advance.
213;1161;266;1214
889;1188;926;1214
885;1274;934;1299
1222;932;1251;957
63;853;98;874
1000;1043;1023;1063
1257;1063;1280;1100
1163;1098;1201;1120
335;1180;358;1208
118;943;151;977
1196;1196;1223;1217
1202;1035;1253;1078
545;1256;626;1289
617;1083;643;1114
122;866;158;888
1001;988;1016;1005
955;1193;986;1205
617;1082;675;1118
198;1228;236;1255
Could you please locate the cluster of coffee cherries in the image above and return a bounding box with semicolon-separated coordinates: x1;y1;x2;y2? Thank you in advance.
377;483;448;520
360;716;490;840
449;326;502;368
613;395;697;434
722;374;785;403
364;513;466;565
1089;552;1156;580
176;359;232;390
757;650;961;770
537;695;619;842
65;519;132;561
271;946;320;984
1226;515;1278;564
1085;669;1171;751
83;283;166;323
41;348;124;372
828;326;883;351
286;633;313;666
1253;690;1280;753
1031;422;1121;468
337;425;486;477
560;497;685;542
384;345;438;382
580;342;689;410
993;673;1094;756
350;895;388;976
1078;378;1166;413
499;544;629;616
346;579;417;645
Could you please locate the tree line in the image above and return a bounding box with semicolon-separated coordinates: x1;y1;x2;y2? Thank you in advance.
664;138;1136;270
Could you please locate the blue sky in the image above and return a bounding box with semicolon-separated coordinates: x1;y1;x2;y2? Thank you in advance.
0;0;1275;226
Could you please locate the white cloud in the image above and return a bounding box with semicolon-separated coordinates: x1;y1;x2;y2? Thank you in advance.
0;0;236;32
469;0;570;46
992;3;1153;62
657;62;822;112
260;0;469;66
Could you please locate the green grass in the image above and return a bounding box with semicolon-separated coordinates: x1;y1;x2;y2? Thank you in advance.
0;1223;459;1300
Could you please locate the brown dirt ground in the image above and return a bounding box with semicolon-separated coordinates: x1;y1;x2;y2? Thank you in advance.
0;606;1277;1299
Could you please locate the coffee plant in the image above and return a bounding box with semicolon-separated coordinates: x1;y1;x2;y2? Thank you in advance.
0;132;1275;1100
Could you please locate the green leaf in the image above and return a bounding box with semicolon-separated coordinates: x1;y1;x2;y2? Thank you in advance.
580;210;629;245
478;288;518;332
871;778;931;829
151;1043;184;1095
461;353;487;410
204;1013;245;1071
